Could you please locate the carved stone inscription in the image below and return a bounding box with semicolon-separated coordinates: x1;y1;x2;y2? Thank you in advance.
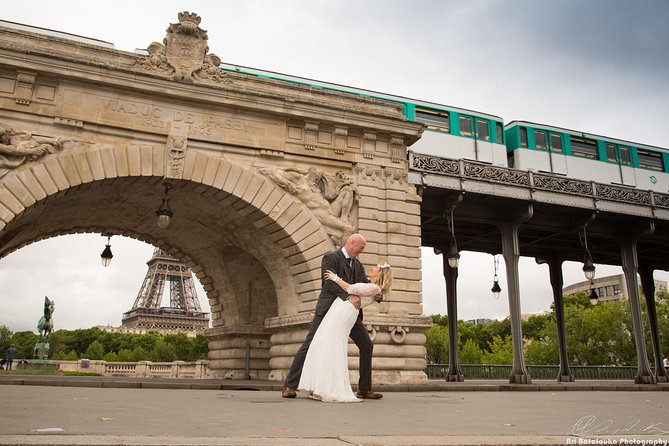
60;88;283;147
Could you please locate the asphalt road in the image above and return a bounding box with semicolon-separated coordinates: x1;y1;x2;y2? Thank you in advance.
0;383;668;445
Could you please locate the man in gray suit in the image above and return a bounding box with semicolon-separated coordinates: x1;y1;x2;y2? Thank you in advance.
282;233;383;399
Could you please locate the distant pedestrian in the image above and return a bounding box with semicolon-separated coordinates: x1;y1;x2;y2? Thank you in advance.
663;356;669;374
5;344;16;370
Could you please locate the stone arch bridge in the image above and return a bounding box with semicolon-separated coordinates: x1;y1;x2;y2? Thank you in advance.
0;13;430;384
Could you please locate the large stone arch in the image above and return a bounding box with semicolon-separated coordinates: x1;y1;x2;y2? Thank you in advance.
0;144;338;378
0;13;431;384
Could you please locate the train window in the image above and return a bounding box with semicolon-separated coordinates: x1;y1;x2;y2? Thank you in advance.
520;127;528;147
459;116;473;136
606;144;632;165
496;123;504;144
550;133;563;152
415;108;450;132
637;149;664;171
570;137;598;159
606;144;617;163
476;119;490;141
533;130;547;150
619;147;631;165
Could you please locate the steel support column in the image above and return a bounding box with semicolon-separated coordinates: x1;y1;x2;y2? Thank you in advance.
442;253;464;381
618;225;657;384
537;257;574;382
499;204;533;384
638;264;668;383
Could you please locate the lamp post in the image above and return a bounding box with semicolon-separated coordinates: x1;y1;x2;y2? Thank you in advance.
100;235;113;267
446;209;459;269
582;227;596;280
491;255;502;299
589;283;599;305
156;183;173;229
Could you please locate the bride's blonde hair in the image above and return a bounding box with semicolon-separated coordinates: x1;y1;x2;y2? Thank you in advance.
376;263;393;295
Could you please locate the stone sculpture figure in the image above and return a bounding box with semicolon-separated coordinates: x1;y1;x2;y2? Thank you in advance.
34;296;55;361
0;126;67;178
259;166;357;246
37;296;55;342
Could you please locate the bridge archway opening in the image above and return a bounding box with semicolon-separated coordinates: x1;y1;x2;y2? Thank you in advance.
0;165;314;378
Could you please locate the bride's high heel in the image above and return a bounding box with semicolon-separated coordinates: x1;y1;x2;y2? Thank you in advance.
308;392;322;401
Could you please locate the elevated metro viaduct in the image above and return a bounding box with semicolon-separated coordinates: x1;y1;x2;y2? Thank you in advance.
0;13;666;385
410;152;669;384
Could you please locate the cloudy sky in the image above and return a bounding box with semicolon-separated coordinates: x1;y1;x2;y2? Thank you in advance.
1;0;668;332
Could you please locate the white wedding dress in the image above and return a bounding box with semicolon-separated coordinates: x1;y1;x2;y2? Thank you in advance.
298;282;381;403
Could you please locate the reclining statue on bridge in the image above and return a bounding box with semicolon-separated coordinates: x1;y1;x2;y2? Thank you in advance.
0;125;68;178
259;166;357;246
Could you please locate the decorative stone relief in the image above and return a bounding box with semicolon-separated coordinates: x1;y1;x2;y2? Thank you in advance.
355;165;381;183
304;121;318;150
0;124;69;178
384;167;407;185
14;72;36;105
259;166;358;246
134;11;230;85
362;131;376;159
333;126;348;155
165;133;188;179
389;136;404;163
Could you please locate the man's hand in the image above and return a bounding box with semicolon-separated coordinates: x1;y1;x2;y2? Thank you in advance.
348;294;361;310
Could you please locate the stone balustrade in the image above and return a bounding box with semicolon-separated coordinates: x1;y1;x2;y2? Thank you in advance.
55;360;211;379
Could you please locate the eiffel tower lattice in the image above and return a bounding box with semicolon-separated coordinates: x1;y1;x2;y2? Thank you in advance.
121;248;209;334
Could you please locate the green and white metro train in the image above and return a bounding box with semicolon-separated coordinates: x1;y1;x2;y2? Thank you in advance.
219;63;668;194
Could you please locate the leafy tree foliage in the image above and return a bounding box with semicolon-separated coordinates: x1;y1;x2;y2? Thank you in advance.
459;338;484;364
0;326;208;362
424;287;669;366
10;331;38;359
481;335;513;364
0;325;13;355
424;325;449;364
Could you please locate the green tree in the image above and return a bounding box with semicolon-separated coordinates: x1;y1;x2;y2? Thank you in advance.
151;340;177;362
0;325;13;355
481;335;513;364
103;351;119;362
424;324;449;364
523;313;552;341
164;333;193;361
192;334;209;360
11;331;38;359
431;314;449;328
83;340;105;360
116;348;135;362
131;345;149;361
51;350;79;360
524;338;559;365
459;338;483;364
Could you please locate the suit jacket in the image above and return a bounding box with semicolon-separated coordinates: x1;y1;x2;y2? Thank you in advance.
314;249;369;318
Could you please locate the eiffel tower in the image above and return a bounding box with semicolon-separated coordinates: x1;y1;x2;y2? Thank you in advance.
121;248;209;334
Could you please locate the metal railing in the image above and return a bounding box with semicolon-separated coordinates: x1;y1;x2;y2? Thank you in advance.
426;364;640;380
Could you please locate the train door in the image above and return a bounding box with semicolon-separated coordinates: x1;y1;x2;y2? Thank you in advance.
533;129;567;175
605;144;635;186
466;117;495;164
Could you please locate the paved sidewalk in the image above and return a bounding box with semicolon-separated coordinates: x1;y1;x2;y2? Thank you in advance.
0;377;668;446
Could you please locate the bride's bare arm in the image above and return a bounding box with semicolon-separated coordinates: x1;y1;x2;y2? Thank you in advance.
324;270;350;291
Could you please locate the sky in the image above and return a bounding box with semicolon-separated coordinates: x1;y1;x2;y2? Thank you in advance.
1;0;668;333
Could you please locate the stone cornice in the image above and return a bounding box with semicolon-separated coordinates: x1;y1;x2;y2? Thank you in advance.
0;24;422;142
